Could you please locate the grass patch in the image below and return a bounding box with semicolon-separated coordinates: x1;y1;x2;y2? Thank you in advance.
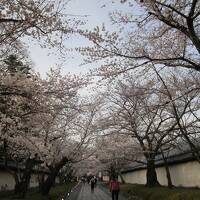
121;184;200;200
0;182;77;200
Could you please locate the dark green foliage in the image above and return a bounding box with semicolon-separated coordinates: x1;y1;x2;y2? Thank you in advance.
3;55;31;75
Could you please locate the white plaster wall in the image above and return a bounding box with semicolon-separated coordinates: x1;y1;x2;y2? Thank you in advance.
98;172;102;179
0;171;15;191
122;161;200;188
118;175;122;183
166;161;200;187
0;172;60;191
102;175;109;182
30;174;39;188
55;177;60;184
155;167;167;185
122;169;146;184
0;172;40;191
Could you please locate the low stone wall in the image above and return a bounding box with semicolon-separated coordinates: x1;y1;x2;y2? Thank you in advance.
0;171;59;192
0;171;40;191
0;171;15;191
121;161;200;188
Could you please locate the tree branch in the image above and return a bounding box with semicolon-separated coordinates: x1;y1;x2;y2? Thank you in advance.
0;18;23;24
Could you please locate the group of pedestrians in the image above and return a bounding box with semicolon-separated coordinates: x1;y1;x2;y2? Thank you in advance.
83;175;120;200
81;175;120;200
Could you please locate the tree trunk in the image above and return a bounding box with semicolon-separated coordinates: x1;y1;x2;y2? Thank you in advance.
160;150;173;188
38;173;45;191
146;157;160;187
40;157;69;196
3;139;8;167
119;171;125;184
41;170;57;196
187;17;200;56
109;164;116;179
14;158;37;198
165;164;173;188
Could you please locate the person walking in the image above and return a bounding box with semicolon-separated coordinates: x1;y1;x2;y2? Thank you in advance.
94;176;97;187
109;176;120;200
90;177;95;193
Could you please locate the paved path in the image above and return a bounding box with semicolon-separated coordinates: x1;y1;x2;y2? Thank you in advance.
65;182;127;200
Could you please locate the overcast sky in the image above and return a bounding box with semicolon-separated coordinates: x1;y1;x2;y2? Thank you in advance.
27;0;133;77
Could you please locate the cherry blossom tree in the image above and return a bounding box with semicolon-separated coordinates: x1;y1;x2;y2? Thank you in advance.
153;67;200;163
0;55;91;196
95;134;141;183
0;58;44;197
38;94;103;195
0;0;84;50
101;74;181;187
78;0;200;76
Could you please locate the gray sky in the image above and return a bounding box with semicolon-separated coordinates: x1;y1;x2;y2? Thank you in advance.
27;0;132;77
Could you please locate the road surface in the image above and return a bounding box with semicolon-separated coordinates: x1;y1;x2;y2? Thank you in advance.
65;182;127;200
